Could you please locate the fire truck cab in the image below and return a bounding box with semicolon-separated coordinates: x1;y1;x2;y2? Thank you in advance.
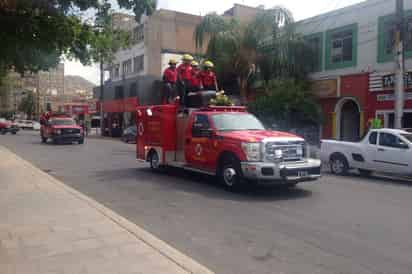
40;113;84;144
136;104;321;190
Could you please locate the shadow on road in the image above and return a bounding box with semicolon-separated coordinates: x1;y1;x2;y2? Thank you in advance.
97;166;313;202
323;170;412;187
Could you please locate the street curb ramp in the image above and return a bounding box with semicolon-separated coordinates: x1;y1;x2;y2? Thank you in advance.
0;145;215;274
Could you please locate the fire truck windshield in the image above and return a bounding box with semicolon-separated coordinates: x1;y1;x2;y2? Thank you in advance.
212;113;265;131
50;118;76;126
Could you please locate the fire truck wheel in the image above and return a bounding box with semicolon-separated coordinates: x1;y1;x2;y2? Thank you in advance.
41;136;47;143
149;150;160;170
220;156;243;191
78;138;84;144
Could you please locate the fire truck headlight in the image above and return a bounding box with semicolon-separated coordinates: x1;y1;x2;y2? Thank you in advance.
241;142;261;162
147;109;153;116
55;129;61;135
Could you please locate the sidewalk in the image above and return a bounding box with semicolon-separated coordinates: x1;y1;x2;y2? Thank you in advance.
0;146;214;274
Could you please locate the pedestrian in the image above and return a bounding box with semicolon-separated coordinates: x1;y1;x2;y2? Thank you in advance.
189;61;202;93
176;54;193;106
200;61;218;91
162;59;178;104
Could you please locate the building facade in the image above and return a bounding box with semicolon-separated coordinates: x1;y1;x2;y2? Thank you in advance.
0;64;64;115
97;5;260;136
297;0;412;140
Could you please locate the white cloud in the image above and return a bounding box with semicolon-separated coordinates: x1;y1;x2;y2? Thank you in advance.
64;60;100;85
65;0;364;84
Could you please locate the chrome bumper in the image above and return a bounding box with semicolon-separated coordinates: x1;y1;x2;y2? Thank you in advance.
241;158;321;183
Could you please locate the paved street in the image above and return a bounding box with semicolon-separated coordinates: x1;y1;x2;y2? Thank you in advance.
2;131;412;274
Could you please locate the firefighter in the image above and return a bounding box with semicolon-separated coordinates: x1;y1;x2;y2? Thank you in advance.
176;54;193;106
200;61;218;91
162;59;178;104
189;61;202;92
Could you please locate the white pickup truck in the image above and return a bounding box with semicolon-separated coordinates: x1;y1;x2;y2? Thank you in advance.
320;129;412;176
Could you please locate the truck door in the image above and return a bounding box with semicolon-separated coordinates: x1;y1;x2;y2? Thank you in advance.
185;114;212;170
375;132;410;174
363;131;378;169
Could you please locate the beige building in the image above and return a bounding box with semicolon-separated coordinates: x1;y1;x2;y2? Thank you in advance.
0;64;64;114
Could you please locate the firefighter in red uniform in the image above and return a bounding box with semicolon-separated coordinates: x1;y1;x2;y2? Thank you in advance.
176;54;193;106
162;59;178;103
189;61;202;92
200;61;218;91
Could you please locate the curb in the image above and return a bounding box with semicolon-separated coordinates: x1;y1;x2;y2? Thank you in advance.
0;146;215;274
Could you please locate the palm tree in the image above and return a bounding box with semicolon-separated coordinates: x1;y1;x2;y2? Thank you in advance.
194;7;313;103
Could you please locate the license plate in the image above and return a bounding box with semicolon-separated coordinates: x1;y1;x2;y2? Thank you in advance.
297;171;309;177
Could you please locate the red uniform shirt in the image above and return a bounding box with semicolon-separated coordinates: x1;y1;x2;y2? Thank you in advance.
177;63;192;81
189;68;201;88
199;70;216;88
163;67;177;84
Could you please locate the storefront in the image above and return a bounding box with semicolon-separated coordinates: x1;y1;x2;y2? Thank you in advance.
369;71;412;129
101;97;138;137
313;73;370;141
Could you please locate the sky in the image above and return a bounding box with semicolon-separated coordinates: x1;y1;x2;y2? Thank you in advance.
64;0;365;85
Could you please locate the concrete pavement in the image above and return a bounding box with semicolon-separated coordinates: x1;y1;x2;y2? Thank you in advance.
0;145;214;274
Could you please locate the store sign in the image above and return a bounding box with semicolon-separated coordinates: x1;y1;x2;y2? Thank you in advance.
382;72;412;89
311;79;338;98
377;92;412;101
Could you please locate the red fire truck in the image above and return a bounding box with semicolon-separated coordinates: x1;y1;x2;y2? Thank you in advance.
40;113;84;144
136;103;321;191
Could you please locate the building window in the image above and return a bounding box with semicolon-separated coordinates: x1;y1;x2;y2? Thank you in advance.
129;82;137;97
305;32;323;72
132;25;144;44
378;11;412;63
325;24;357;70
133;55;144;73
115;86;124;99
122;59;132;76
113;65;120;78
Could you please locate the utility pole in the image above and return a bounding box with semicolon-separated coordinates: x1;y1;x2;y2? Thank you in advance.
394;0;405;129
100;56;105;136
36;73;41;120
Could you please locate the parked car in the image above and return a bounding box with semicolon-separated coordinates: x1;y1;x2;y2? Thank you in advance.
320;128;412;176
14;119;41;130
0;118;19;135
121;125;137;143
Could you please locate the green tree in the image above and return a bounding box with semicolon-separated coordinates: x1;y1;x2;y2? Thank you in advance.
194;7;311;103
18;91;36;120
0;0;155;79
248;80;322;129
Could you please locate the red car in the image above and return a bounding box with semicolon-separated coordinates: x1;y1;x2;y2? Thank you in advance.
40;115;84;144
0;118;19;135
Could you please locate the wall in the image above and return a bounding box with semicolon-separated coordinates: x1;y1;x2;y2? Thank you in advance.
297;0;412;79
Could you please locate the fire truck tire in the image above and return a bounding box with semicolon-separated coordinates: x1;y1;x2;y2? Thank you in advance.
41;136;47;143
149;150;160;170
78;138;84;144
1;129;6;135
219;155;244;191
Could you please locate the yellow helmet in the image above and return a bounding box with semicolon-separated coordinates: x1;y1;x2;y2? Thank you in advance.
169;59;177;64
203;60;214;68
182;54;194;61
191;61;199;67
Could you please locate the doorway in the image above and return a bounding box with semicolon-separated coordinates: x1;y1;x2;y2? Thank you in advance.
338;99;360;141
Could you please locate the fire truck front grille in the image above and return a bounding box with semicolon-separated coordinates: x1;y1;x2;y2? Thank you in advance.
61;128;81;135
264;141;305;162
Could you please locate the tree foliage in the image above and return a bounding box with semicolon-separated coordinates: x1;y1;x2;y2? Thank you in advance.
18;91;36;120
0;0;155;78
194;7;316;102
248;80;322;128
